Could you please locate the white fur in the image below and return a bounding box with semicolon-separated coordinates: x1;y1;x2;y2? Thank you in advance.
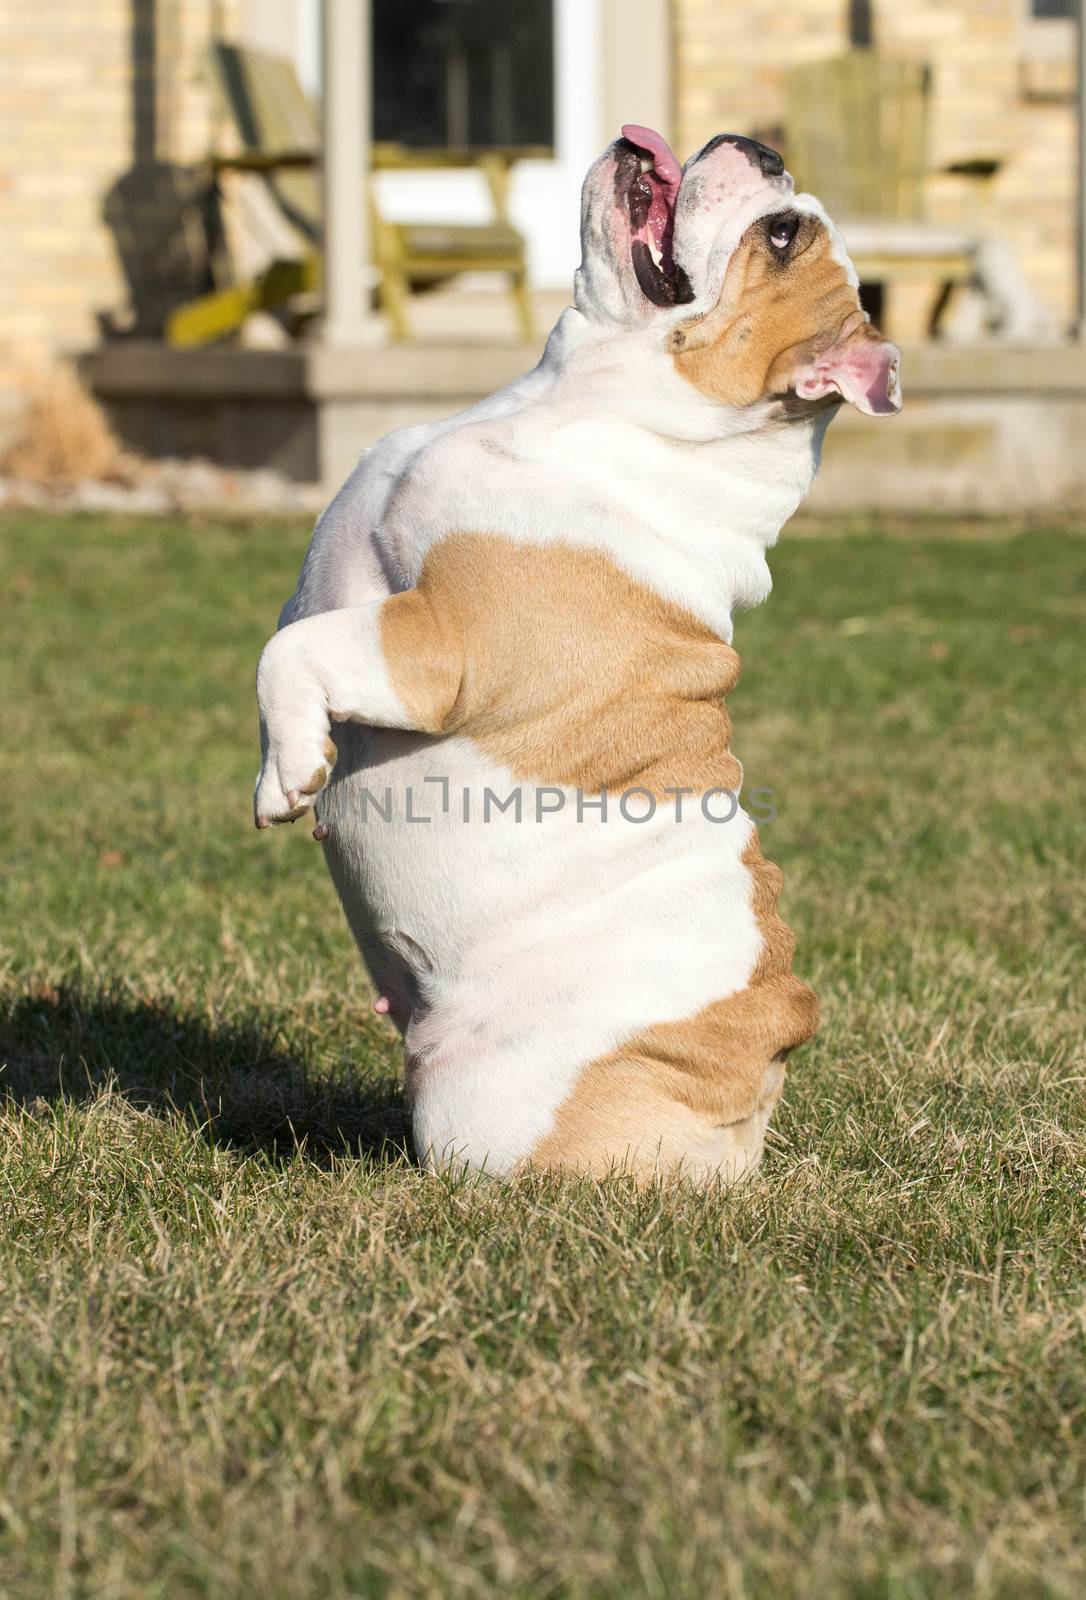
255;602;409;824
254;133;871;1175
317;737;761;1173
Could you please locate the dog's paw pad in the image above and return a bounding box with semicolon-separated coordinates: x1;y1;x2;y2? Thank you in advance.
299;762;330;798
254;731;335;829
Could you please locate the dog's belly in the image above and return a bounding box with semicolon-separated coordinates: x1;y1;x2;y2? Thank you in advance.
318;729;776;1175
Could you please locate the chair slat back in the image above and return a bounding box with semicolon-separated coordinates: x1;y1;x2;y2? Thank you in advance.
782;53;931;222
209;42;322;238
210;42;318;154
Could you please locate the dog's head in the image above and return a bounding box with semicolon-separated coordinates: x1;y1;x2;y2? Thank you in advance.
576;125;901;420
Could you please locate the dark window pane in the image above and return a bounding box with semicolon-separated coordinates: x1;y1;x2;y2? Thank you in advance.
848;0;874;49
373;0;554;149
1032;0;1073;17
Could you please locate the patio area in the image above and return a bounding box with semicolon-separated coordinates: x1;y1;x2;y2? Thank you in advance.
9;0;1086;514
80;292;1086;511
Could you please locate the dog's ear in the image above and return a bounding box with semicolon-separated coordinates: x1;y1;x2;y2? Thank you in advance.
794;323;902;416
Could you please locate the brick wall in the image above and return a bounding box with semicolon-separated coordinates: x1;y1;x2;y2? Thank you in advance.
0;0;235;398
1;0;1078;403
672;0;1078;333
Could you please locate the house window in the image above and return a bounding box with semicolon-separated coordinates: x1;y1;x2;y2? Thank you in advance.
1019;0;1074;100
373;0;554;149
848;0;874;48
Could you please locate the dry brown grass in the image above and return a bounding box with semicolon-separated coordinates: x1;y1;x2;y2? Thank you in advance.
0;366;133;488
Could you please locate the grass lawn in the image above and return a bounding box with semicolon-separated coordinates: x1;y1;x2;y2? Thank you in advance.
1;509;1084;1599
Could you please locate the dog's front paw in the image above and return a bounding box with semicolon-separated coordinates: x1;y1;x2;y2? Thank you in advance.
254;729;337;828
254;631;338;829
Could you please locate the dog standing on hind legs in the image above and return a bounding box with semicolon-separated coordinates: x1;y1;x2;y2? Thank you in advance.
254;126;901;1183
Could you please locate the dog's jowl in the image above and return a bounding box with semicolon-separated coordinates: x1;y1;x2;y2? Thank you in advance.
254;126;900;1183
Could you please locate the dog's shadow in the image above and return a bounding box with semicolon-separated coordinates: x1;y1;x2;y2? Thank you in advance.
0;984;414;1169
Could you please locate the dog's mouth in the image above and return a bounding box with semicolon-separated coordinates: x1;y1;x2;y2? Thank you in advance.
617;124;695;308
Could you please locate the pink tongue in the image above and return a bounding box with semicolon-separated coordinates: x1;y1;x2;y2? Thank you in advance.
621;123;683;199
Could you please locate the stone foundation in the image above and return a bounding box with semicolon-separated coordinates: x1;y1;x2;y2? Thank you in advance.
81;340;1086;513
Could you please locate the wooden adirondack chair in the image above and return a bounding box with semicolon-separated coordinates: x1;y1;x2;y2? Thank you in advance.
780;54;1023;336
166;42;541;346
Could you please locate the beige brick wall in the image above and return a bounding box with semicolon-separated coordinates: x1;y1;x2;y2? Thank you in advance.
1;0;1077;403
672;0;1077;332
0;0;235;397
674;0;845;155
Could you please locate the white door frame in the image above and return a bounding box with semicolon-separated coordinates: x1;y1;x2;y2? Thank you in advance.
281;0;672;290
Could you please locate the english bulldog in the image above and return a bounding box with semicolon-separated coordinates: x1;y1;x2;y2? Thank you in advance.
254;126;901;1183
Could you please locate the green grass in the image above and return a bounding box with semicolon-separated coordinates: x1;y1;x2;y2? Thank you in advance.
1;509;1084;1599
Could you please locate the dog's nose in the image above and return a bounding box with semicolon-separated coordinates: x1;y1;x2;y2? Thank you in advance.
698;134;785;179
745;138;786;177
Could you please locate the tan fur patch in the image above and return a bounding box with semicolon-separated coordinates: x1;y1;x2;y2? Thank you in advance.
379;585;465;734
526;831;819;1180
382;534;743;795
672;214;864;409
299;737;339;798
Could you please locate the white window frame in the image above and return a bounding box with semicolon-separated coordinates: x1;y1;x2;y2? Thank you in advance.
1020;0;1075;60
295;0;613;289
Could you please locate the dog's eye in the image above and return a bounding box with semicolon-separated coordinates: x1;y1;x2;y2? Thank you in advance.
767;213;801;254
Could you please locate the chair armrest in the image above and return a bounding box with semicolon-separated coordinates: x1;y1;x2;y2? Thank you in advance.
372;143;552;171
211;149;317;174
938;157;1002;182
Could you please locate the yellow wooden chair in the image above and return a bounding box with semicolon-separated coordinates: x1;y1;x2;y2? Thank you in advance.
167;42;541;346
781;54;1004;335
